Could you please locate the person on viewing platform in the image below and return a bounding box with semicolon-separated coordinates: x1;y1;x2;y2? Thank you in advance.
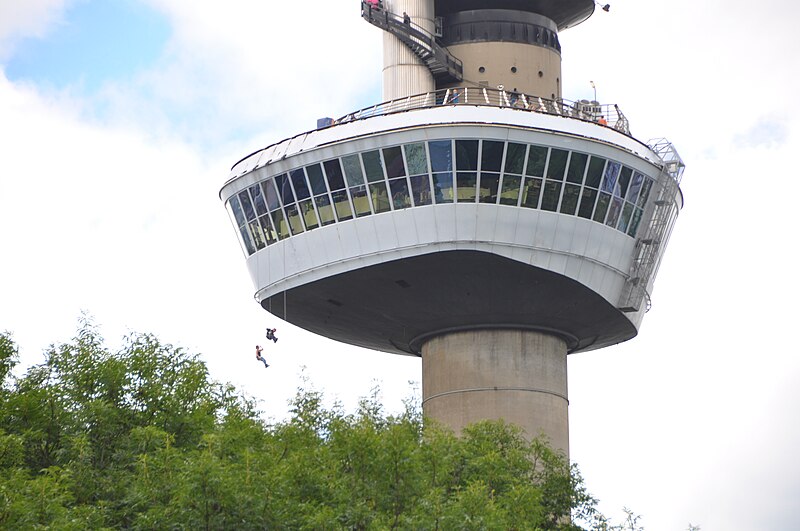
598;115;608;126
255;345;269;368
403;11;411;24
366;0;380;10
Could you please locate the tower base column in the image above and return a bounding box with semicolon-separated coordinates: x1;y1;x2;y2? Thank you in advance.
421;329;569;456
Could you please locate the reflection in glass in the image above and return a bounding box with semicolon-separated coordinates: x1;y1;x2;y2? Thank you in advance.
433;172;454;203
383;146;406;178
285;204;305;234
618;202;634;233
481;140;504;172
270;209;290;239
362;150;385;183
541;181;562;211
410;174;432;206
637;179;653;207
560;183;580;215
299;199;319;230
546;149;569;181
521;177;542;208
628;207;643;236
456;172;477;202
389;177;412;209
526;145;547;176
593;192;611;223
275;174;295;205
238;191;256;221
249;220;266;250
499;175;521;205
314;194;336;226
429;140;453;172
404;143;428;175
456;140;478;171
585;156;606;188
627;171;644;203
616;167;632;198
369;182;391;213
306;164;328;195
290;169;311;200
239;226;255;255
577;188;597;219
504;142;526;174
250;184;269;216
262;179;281;210
331;190;353;221
342;155;365;187
259;214;277;243
566;152;588;184
229;197;246;227
324;159;346;190
600;161;621;194
606;197;623;227
479;173;500;203
350;185;371;217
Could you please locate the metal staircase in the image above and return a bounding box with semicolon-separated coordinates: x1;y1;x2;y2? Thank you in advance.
361;2;463;84
618;140;684;313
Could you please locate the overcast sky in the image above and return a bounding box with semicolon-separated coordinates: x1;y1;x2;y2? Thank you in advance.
1;0;799;528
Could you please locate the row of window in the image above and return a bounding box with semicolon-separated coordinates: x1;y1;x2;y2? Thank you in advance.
227;139;655;256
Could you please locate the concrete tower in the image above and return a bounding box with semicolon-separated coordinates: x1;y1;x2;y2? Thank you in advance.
220;0;684;457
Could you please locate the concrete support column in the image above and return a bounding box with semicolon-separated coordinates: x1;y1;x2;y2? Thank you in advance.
382;0;435;101
422;329;569;457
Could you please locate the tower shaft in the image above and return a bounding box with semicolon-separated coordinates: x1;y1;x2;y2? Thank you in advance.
422;330;569;455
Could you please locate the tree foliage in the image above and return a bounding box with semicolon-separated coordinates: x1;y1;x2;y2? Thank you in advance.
0;321;641;529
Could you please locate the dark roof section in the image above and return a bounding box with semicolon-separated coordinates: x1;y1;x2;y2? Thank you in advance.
262;250;636;357
435;0;595;30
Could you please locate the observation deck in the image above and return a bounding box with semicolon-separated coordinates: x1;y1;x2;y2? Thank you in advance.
221;88;683;357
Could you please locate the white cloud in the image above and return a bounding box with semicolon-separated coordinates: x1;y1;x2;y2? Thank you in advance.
0;0;73;60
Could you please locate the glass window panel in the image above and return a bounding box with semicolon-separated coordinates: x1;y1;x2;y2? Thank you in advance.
616;167;632;198
362;150;385;183
383;146;406;178
566;152;588;184
270;209;290;239
546;149;569;181
389;178;412;209
585;156;606;188
429;140;453;172
275;173;295;205
456;140;479;171
627;171;644;203
637;178;653;207
404;142;428;175
249;184;269;216
525;145;548;176
504;142;526;174
481;140;505;172
600;161;621;194
331;190;353;221
262;179;281;211
324;159;346;190
369;182;391;213
238;191;256;221
541;181;562;211
350;185;371;216
479;173;500;203
433;172;454;203
229;197;246;227
249;220;266;250
290;169;311;200
285;204;305;234
521;177;542;208
299;199;319;230
306;163;328;195
628;207;644;236
593;192;611;223
314;194;336;226
259;214;277;244
456;172;477;202
342;155;365;187
239;225;256;255
560;184;581;214
410;174;432;206
499;175;521;205
606;197;623;228
577;187;597;219
617;202;634;233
